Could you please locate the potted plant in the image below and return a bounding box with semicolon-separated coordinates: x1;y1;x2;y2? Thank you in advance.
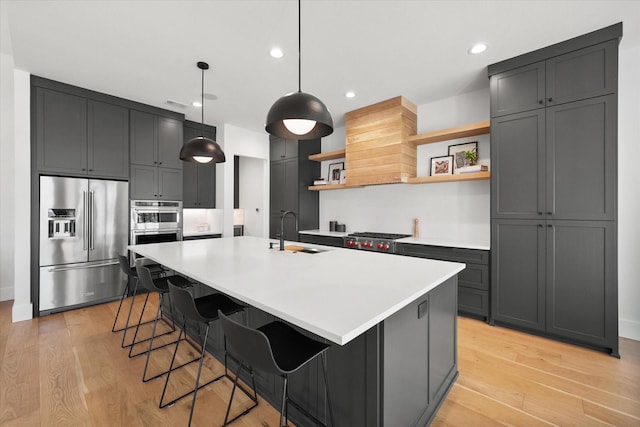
463;147;478;166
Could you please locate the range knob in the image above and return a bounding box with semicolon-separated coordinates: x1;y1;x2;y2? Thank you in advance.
367;242;373;248
377;243;383;249
383;243;390;250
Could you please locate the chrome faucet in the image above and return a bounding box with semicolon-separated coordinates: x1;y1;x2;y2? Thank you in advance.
279;210;298;251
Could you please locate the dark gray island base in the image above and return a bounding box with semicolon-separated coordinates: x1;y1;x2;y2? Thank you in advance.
186;275;458;426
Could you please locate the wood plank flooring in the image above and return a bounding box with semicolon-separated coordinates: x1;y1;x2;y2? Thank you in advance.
1;298;639;426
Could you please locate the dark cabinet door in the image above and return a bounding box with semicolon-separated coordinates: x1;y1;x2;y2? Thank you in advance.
490;62;545;117
196;163;216;207
182;161;198;207
35;87;88;174
270;161;286;213
270;136;299;160
130;164;157;199
130;110;157;166
546;40;617;106
87;100;129;178
491;110;545;219
158;167;182;200
545;95;616;220
157;116;183;169
491;219;545;331
545;221;616;348
283;158;299;213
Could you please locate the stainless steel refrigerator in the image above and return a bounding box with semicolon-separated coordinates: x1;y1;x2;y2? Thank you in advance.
39;176;129;313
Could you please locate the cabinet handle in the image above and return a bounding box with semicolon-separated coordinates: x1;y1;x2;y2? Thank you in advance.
538;224;543;228
547;212;552;215
538;211;543;215
158;162;163;165
539;100;544;105
548;97;553;102
82;168;86;171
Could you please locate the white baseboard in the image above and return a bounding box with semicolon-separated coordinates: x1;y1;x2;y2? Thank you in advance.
11;301;33;322
0;285;13;302
620;318;640;342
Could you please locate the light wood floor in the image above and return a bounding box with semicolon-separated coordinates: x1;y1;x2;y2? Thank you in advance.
1;297;639;426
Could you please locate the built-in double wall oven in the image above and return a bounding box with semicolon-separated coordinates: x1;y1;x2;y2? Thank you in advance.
130;200;183;252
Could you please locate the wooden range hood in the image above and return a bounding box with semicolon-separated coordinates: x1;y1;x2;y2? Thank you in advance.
345;96;417;186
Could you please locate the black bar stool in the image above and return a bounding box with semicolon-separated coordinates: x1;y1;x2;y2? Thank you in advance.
133;265;196;379
161;281;251;426
218;310;335;427
114;255;166;346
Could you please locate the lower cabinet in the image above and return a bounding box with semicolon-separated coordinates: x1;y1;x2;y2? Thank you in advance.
492;219;618;355
396;243;490;321
298;233;345;248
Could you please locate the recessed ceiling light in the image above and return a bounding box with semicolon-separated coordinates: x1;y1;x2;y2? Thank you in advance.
345;91;356;98
270;47;284;58
469;43;488;54
192;101;202;107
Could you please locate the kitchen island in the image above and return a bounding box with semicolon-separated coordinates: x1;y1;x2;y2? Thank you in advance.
128;236;464;426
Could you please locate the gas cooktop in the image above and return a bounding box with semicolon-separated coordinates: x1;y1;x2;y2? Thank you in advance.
344;232;411;253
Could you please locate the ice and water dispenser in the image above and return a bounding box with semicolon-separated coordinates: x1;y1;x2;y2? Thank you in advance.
47;208;76;238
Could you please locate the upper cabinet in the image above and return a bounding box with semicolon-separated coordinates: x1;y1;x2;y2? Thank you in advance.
491;40;617;117
182;120;217;208
270;137;299;161
130;110;183;201
130;110;182;169
35;87;129;179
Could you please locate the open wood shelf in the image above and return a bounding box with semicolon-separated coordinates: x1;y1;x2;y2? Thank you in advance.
406;171;491;184
408;121;490;146
308;183;360;191
308;149;346;162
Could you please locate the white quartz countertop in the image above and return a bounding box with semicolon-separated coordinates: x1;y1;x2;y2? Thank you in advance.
128;236;464;345
298;229;349;238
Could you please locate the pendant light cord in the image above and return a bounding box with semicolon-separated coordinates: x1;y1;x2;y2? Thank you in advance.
201;67;205;134
298;0;301;92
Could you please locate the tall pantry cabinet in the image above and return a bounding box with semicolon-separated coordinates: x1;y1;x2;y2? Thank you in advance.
488;23;621;356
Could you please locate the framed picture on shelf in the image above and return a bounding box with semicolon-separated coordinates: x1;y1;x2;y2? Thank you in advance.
430;155;453;176
328;162;344;184
448;141;478;171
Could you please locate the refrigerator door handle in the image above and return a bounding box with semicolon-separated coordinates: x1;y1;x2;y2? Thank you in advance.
89;191;94;250
46;260;119;273
83;191;88;251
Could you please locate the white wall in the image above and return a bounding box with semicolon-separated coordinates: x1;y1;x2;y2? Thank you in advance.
319;89;490;240
617;45;640;341
220;124;270;238
0;1;15;302
239;156;266;237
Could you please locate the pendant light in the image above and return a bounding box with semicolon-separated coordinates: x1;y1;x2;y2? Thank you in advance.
180;61;226;164
265;0;333;140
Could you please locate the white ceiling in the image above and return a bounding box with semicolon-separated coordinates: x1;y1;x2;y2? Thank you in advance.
3;1;639;134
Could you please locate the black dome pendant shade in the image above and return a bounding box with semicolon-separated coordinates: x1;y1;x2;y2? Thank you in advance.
180;61;226;164
265;0;333;140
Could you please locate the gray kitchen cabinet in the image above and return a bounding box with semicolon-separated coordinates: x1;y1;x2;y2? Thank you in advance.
492;219;617;351
270;136;299;160
35;87;128;179
396;243;490;320
182;121;217;208
269;136;320;241
130;164;182;200
492;95;616;221
130;109;183;200
491;220;546;331
491;40;617;117
489;24;620;356
545;95;616;221
87;100;129;178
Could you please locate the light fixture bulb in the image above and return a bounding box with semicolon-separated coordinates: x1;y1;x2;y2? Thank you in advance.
283;119;316;135
192;101;202;107
469;43;488;54
270;47;284;58
345;91;356;98
193;156;213;163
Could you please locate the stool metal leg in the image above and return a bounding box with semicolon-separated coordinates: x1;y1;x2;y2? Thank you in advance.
280;375;288;427
187;324;210;426
111;278;131;333
128;293;177;358
223;362;259;427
